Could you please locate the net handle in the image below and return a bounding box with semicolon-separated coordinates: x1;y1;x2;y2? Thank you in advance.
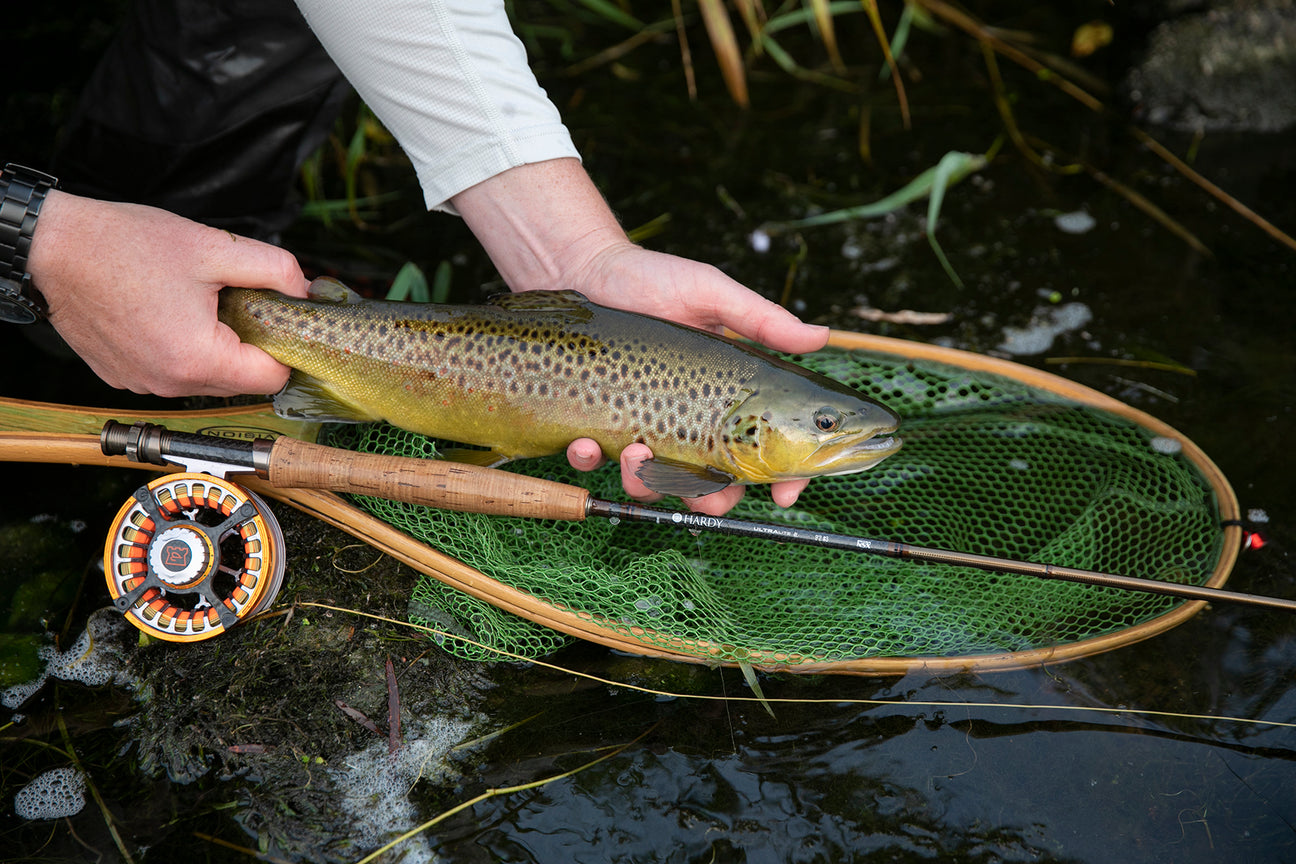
268;436;591;521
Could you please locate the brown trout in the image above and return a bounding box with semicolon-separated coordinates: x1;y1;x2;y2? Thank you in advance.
218;279;901;497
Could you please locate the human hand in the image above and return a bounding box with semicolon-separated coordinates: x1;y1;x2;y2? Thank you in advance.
27;191;310;397
451;159;828;513
562;242;823;513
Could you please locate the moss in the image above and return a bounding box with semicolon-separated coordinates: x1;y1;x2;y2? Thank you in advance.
7;569;81;632
106;505;489;860
0;521;78;574
0;632;46;689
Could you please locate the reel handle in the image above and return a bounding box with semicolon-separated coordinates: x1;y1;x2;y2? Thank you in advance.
266;436;590;522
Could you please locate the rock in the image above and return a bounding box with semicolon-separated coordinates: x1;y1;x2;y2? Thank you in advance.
1124;0;1296;131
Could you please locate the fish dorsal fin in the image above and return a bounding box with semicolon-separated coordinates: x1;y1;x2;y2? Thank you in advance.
487;290;595;320
273;370;378;423
635;457;735;498
307;276;363;304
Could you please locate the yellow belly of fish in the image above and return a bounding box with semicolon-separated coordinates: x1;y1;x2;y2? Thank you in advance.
292;349;714;466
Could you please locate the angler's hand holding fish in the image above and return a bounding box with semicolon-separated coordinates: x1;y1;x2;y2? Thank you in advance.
27;166;892;517
554;243;830;514
27;191;310;398
453;159;840;513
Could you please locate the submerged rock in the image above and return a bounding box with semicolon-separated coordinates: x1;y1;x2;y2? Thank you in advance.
1124;0;1296;131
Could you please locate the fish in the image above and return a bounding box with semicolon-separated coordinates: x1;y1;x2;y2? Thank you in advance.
217;279;902;497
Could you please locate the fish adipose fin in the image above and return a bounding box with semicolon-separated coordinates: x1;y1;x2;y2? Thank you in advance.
635;458;735;497
307;277;364;304
440;447;512;468
274;371;378;423
487;290;595;321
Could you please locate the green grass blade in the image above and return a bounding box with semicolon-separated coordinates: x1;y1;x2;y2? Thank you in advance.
430;260;452;304
572;0;643;30
763;1;862;36
878;3;915;81
739;660;776;719
762;150;985;233
924;151;988;288
387;262;429;302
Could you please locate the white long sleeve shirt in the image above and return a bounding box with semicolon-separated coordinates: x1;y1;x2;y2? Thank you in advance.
293;0;580;213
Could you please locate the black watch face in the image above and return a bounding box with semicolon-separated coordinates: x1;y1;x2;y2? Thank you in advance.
0;276;42;323
0;294;40;324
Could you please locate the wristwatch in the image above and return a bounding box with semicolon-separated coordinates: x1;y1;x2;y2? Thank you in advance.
0;162;59;324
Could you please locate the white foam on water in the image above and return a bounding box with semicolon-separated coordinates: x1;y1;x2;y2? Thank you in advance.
997;302;1094;355
3;609;138;710
1054;209;1097;235
14;767;86;820
331;713;480;863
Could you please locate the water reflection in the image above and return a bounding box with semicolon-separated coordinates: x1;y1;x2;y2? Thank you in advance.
435;662;1294;863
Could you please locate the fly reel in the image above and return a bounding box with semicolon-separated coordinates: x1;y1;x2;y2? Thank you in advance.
104;473;285;642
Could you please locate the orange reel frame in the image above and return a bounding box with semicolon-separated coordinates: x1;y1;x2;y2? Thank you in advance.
104;472;285;642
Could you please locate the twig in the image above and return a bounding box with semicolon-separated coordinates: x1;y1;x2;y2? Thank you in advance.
386;656;402;757
1082;163;1211;256
335;699;383;737
915;0;1102;110
1128;125;1296;253
917;0;1296;253
1044;356;1197;376
861;0;910;128
562;22;674;78
670;0;697;100
352;726;656;864
193;831;294;864
299;603;1296;733
56;714;134;864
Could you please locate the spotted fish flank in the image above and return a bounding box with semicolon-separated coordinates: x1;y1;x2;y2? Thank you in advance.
218;279;901;497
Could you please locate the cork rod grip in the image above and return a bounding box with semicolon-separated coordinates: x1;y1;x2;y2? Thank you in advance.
267;437;590;522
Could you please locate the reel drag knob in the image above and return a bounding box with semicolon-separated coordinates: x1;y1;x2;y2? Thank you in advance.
103;473;286;642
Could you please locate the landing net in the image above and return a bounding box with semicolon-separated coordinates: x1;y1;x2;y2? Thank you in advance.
321;337;1238;673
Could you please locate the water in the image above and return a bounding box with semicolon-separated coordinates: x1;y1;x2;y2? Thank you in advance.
3;5;1295;862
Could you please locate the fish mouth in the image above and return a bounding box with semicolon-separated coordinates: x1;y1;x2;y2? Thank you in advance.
855;434;900;453
810;431;903;474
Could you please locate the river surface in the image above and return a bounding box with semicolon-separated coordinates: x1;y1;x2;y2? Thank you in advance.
3;4;1295;862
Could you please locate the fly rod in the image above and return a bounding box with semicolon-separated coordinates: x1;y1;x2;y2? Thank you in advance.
101;420;1295;615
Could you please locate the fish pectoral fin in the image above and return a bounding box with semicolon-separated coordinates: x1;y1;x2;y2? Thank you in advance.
634;458;735;498
273;371;377;423
306;276;363;304
440;447;512;468
487;290;594;321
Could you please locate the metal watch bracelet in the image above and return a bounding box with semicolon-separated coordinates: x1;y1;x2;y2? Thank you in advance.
0;162;59;323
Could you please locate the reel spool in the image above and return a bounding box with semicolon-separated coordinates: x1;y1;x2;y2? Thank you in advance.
104;473;286;642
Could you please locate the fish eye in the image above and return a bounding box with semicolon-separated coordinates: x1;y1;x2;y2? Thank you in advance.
813;407;841;432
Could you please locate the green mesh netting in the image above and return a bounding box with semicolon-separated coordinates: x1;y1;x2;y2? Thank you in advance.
320;348;1227;666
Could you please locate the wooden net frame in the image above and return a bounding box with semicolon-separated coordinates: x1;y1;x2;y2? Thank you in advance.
0;331;1240;674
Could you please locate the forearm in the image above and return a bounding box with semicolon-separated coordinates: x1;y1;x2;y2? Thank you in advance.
450;158;632;293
